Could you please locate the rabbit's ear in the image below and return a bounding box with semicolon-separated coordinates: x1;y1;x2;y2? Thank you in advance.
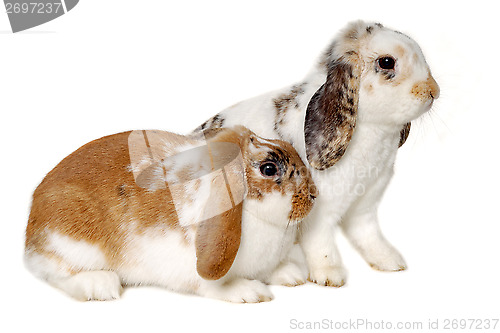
195;137;247;280
398;122;411;148
305;54;361;170
195;201;243;280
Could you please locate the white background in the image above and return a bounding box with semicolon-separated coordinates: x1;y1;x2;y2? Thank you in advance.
2;1;499;332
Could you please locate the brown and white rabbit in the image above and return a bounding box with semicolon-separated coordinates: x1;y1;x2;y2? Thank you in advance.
25;126;316;302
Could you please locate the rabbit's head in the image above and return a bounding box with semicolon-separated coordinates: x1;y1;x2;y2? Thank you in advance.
306;21;439;170
204;126;317;225
194;127;316;280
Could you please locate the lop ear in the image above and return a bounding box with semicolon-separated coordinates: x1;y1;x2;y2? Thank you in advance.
196;202;243;280
398;122;411;148
305;55;361;170
195;136;247;280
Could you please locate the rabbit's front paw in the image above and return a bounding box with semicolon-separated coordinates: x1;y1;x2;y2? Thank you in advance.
204;278;273;303
266;261;307;287
308;265;346;287
366;247;407;272
53;271;123;301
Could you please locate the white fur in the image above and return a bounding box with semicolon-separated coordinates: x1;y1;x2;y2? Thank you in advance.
25;232;121;301
25;231;109;281
230;194;296;280
118;228;201;292
266;243;308;286
200;278;273;303
51;271;122;301
199;194;299;302
205;22;438;285
46;232;109;271
25;249;68;281
169;173;213;227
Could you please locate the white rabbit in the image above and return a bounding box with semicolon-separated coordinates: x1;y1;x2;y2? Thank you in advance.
197;21;440;287
24;126;316;302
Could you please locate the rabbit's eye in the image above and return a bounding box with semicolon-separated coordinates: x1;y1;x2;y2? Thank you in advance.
260;162;279;177
377;56;396;70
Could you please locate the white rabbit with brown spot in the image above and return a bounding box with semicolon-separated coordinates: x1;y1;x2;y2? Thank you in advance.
25;126;316;302
198;21;440;287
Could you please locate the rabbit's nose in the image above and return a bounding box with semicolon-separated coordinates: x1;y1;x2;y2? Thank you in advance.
309;184;319;200
428;75;440;100
411;74;440;102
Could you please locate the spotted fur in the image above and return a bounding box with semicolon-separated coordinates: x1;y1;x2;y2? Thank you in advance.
273;83;307;134
200;114;225;131
305;54;361;170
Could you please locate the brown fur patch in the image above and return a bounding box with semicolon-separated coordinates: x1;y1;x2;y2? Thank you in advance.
290;180;317;221
395;45;406;58
175;164;199;183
